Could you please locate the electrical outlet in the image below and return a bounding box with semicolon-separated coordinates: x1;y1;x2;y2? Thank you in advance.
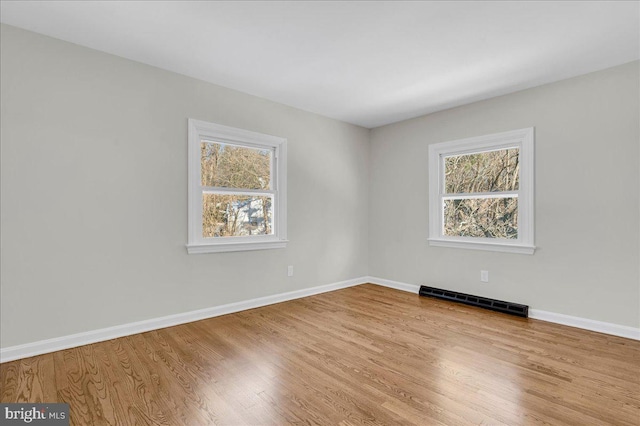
287;265;294;277
480;270;489;282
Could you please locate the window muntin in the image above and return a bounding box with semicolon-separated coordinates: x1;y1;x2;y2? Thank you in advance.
428;128;534;254
187;119;287;254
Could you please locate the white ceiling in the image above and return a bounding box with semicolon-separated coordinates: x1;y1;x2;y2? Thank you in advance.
1;1;638;128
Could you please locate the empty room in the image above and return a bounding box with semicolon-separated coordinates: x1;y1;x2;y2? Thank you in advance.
1;1;639;425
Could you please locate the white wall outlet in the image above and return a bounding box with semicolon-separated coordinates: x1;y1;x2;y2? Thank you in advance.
480;270;489;282
287;265;294;277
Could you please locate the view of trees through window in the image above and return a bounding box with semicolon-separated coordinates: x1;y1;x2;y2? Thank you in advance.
200;141;273;237
444;148;519;239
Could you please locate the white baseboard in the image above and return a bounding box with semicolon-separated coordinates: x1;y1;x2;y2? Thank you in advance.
366;276;420;293
529;309;640;340
367;276;640;341
0;277;366;363
3;276;638;362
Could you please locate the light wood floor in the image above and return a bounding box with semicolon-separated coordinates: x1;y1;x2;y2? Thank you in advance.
1;284;639;425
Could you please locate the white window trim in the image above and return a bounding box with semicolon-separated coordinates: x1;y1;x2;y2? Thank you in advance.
428;127;535;255
186;119;287;254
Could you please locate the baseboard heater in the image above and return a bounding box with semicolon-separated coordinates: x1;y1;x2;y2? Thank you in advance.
419;286;529;318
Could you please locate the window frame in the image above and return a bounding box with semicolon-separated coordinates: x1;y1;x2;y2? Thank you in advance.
186;119;287;254
428;127;535;254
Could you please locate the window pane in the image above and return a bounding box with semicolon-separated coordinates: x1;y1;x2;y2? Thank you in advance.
201;141;271;190
445;148;519;193
444;197;518;239
203;194;273;237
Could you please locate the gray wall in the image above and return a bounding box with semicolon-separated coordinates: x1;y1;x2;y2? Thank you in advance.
369;61;640;328
2;24;639;349
0;24;370;348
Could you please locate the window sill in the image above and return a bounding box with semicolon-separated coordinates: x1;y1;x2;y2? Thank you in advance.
428;238;535;255
186;240;288;254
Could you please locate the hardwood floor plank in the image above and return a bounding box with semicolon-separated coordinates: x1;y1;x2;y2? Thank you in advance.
0;361;18;401
2;283;639;425
4;354;57;403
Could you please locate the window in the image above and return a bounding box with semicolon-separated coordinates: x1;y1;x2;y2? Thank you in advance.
187;119;287;253
428;128;535;254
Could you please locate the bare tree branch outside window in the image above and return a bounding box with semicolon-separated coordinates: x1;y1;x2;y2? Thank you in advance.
444;148;519;239
200;142;272;237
